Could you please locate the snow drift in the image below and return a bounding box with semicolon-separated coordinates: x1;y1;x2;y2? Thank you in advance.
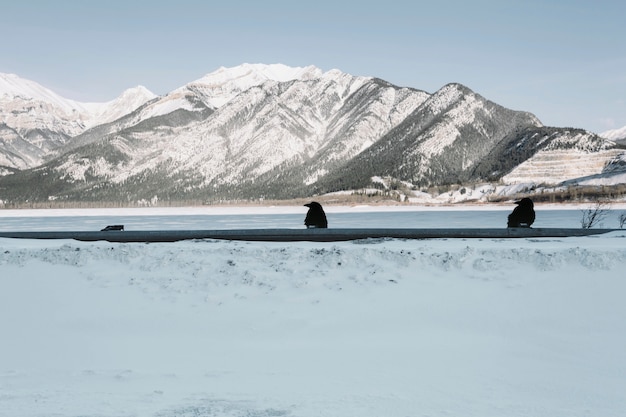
1;230;626;417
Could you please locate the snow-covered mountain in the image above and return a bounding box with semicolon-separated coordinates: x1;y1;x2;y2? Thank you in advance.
601;125;626;141
0;64;624;205
0;73;155;168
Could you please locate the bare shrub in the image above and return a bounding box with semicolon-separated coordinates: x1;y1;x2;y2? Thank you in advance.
580;200;611;229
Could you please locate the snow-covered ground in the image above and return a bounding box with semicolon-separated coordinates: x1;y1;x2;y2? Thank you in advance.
1;207;626;417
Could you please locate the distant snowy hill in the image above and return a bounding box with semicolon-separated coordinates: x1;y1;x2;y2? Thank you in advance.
0;64;625;205
90;85;157;125
601;125;626;141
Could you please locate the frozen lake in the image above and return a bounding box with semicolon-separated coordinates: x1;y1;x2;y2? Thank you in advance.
1;205;625;231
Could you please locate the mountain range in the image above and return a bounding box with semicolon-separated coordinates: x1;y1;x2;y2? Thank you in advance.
1;63;625;207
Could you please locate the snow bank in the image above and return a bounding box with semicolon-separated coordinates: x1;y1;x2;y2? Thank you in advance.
1;233;626;417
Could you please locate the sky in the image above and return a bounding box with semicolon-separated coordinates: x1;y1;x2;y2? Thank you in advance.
1;0;625;134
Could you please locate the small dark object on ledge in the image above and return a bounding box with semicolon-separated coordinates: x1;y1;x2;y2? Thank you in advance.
507;198;535;228
101;225;124;231
304;202;328;229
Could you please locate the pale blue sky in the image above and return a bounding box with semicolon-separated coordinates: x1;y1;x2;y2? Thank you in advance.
2;0;625;133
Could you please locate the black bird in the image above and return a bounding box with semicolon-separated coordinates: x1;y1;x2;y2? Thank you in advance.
507;197;535;228
304;201;328;228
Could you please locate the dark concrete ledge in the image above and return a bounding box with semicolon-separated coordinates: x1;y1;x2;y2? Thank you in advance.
0;228;620;243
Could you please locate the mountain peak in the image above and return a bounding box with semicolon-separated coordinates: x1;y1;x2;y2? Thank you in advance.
0;72;85;114
87;85;157;125
118;85;156;100
199;63;323;87
177;63;325;108
0;73;38;97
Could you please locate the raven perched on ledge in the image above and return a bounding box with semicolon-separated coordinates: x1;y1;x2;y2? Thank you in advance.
507;198;535;228
304;202;328;228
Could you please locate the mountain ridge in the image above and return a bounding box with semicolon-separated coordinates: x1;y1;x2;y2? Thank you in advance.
1;64;625;206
